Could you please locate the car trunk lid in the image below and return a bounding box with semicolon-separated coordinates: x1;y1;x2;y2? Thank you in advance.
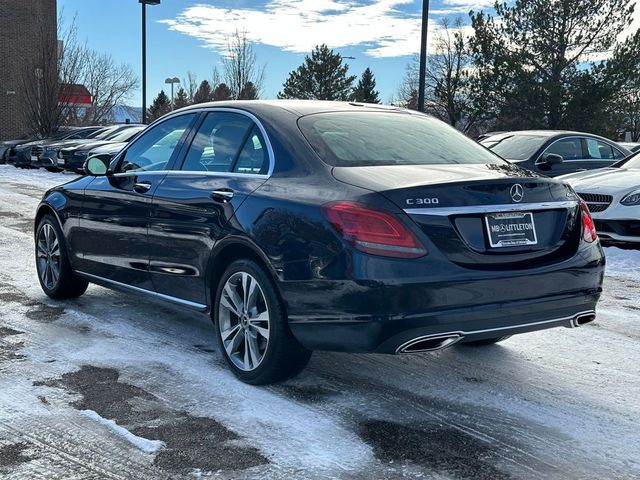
332;164;582;269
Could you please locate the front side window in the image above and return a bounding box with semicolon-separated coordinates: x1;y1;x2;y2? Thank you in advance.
545;138;583;160
299;112;505;167
181;112;268;174
119;114;195;173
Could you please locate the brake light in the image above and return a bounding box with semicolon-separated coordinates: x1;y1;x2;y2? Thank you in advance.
580;200;597;243
322;202;428;258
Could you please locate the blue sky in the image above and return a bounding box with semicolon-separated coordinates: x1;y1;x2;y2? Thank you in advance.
57;0;497;108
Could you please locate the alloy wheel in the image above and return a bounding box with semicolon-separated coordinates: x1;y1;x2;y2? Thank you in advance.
218;272;270;371
37;223;61;290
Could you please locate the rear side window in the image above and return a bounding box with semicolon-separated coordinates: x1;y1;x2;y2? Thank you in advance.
298;112;504;167
585;139;615;159
181;112;269;174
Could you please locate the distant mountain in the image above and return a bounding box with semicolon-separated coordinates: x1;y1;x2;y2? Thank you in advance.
112;105;142;124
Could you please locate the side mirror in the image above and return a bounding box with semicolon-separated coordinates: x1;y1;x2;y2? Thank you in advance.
84;156;109;176
537;153;563;169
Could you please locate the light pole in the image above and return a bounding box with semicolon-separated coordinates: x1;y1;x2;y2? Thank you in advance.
417;0;430;112
140;0;160;124
165;77;180;110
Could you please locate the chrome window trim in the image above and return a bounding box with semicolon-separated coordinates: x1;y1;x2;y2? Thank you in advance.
75;270;208;310
537;135;623;164
113;108;275;179
405;200;578;216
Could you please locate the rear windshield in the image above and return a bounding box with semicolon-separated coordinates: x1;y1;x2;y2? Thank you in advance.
483;134;547;161
298;112;504;167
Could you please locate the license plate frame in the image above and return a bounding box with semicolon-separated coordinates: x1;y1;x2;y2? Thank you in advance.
485;211;538;248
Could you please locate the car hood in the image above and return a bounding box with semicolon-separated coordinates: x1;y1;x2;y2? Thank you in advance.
64;140;111;153
89;142;126;155
559;168;640;192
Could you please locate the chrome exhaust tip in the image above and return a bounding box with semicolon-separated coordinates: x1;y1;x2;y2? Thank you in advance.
396;334;462;354
569;312;596;328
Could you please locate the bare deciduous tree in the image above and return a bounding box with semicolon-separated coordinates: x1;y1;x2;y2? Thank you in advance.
183;71;198;104
222;30;265;100
20;15;84;136
21;13;138;134
76;51;138;125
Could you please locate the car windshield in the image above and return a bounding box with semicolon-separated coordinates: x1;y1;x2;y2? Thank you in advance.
92;128;121;140
298;112;505;167
483;134;548;160
85;128;110;139
107;127;144;143
616;151;640;169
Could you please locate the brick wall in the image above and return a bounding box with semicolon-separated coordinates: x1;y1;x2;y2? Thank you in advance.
0;0;57;140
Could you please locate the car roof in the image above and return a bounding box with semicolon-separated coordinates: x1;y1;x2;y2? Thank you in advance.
176;99;406;117
482;130;612;142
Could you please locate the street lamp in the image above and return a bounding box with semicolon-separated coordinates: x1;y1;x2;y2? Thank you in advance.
140;0;161;124
165;77;180;110
417;0;430;112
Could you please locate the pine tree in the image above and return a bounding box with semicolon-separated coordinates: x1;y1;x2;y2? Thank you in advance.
238;81;258;100
351;68;380;104
173;88;190;109
278;45;356;101
193;80;213;104
212;83;233;101
147;90;171;122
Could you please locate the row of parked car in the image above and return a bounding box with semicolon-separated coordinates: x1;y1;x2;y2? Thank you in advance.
1;118;639;244
479;130;640;244
0;123;144;173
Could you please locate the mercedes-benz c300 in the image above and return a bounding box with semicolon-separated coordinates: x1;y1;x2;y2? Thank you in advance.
34;101;605;384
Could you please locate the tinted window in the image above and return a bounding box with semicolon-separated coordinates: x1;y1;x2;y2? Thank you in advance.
545;138;582;160
299;112;504;167
484;135;547;161
585;139;616;160
618;151;640;169
234;127;268;174
119;114;195;173
181;112;254;172
108;127;145;143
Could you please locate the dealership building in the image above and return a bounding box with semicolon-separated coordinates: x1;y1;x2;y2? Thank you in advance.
0;0;57;140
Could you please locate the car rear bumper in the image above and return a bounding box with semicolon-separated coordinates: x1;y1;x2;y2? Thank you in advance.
284;243;605;353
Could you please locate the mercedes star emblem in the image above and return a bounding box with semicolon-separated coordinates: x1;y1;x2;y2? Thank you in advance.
510;184;524;203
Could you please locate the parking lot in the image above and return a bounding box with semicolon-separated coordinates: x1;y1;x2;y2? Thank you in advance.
0;165;639;479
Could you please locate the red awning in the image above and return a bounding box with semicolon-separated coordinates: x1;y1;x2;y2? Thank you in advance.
59;84;92;107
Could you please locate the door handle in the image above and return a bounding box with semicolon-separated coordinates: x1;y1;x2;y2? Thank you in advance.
210;189;234;202
134;181;152;193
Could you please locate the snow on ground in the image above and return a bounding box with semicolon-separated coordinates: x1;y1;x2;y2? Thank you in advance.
604;246;640;282
0;165;639;479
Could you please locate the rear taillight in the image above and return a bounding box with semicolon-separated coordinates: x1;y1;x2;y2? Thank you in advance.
580;200;597;243
322;202;428;258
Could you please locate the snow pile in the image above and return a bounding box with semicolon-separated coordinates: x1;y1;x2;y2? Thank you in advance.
604;246;640;282
82;410;164;454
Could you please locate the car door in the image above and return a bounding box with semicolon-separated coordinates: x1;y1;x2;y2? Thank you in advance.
75;113;198;289
535;137;587;176
148;110;272;306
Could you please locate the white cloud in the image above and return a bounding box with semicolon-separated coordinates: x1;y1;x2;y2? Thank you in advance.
160;0;466;58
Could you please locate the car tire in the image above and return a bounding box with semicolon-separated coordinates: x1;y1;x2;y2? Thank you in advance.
462;335;511;346
35;215;89;299
45;167;63;173
214;259;311;385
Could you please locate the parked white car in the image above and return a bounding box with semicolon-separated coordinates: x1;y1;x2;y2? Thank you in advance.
560;152;640;243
